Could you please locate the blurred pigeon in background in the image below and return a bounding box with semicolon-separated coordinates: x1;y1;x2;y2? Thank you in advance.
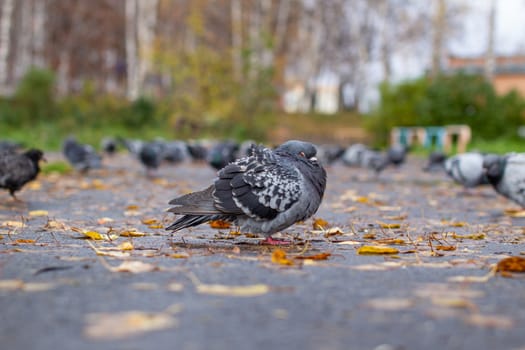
341;143;368;167
101;137;118;156
139;140;165;176
0;140;23;154
386;144;408;166
62;137;102;172
0;149;45;199
162;141;188;164
167;140;327;245
186;140;209;161
423;151;447;172
444;152;497;188
484;153;525;207
316;144;345;165
207;140;239;170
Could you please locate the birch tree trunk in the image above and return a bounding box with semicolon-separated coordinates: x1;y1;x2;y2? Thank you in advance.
126;0;139;100
431;0;446;78
0;0;15;93
379;0;392;82
15;0;33;82
484;0;496;80
32;0;46;68
137;0;158;96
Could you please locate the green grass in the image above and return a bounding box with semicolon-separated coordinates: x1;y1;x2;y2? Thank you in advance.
41;161;72;175
467;138;525;154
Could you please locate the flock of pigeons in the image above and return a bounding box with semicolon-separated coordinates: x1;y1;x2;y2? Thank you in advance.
1;136;525;243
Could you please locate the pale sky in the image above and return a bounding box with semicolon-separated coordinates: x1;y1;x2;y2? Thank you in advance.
450;0;525;56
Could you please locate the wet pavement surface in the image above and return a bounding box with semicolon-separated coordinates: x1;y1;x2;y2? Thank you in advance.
1;153;524;350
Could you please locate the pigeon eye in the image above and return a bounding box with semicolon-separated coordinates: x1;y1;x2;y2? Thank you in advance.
299;152;306;157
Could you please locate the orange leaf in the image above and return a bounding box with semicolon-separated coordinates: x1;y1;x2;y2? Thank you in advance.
14;239;35;244
295;252;331;260
209;220;231;229
312;218;329;230
436;245;456;251
271;249;294;266
496;256;525;274
357;245;399;255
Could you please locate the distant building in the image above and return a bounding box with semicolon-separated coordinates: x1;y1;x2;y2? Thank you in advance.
447;55;525;97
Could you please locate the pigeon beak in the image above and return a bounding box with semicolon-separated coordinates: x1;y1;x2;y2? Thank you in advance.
41;157;48;163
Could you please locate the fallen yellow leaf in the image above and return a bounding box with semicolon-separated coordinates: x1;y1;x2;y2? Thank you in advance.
118;242;134;251
1;221;24;228
295;252;331;260
84;311;177;340
14;239;35;244
271;249;294;266
83;231;104;240
195;283;270;297
209;220;231;229
365;298;414;311
312;218;329;230
464;314;514;329
357;245;399;255
28;210;48;217
120;230;146;237
109;261;158;273
451;233;486;240
436;245;456;251
142;218;159;225
496;256;525;274
380;223;401;229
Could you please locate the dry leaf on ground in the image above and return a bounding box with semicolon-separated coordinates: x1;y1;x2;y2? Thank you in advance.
271;249;294;266
84;311;177;340
209;220;231;229
357;245;399;255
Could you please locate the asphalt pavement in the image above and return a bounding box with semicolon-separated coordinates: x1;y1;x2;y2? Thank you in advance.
0;153;524;350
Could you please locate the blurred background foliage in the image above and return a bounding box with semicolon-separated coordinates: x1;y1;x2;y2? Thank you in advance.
367;73;525;148
1;0;525;152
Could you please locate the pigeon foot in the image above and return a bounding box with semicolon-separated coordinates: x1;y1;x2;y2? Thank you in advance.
260;236;291;245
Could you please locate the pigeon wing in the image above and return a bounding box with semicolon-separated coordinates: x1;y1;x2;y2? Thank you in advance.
213;145;301;220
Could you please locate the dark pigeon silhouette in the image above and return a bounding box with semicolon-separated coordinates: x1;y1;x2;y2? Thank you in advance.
162;141;188;164
186;140;209;161
0;149;45;199
63;137;102;172
207;140;240;170
139;140;165;176
387;144;408;166
166;140;327;245
484;153;525;207
101;137;118;156
0;140;23;154
317;144;345;165
423;151;447;172
341;144;368;167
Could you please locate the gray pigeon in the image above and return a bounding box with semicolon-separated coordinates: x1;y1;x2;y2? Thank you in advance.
0;149;44;199
386;144;408;166
360;149;389;174
101;137;118;155
444;152;496;188
139;140;166;176
341;143;368;167
63;137;102;172
484;153;525;207
166;140;327;244
423;151;447;172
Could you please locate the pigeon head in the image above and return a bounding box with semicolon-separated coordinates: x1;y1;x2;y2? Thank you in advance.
276;140;318;160
483;155;506;185
24;149;45;163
